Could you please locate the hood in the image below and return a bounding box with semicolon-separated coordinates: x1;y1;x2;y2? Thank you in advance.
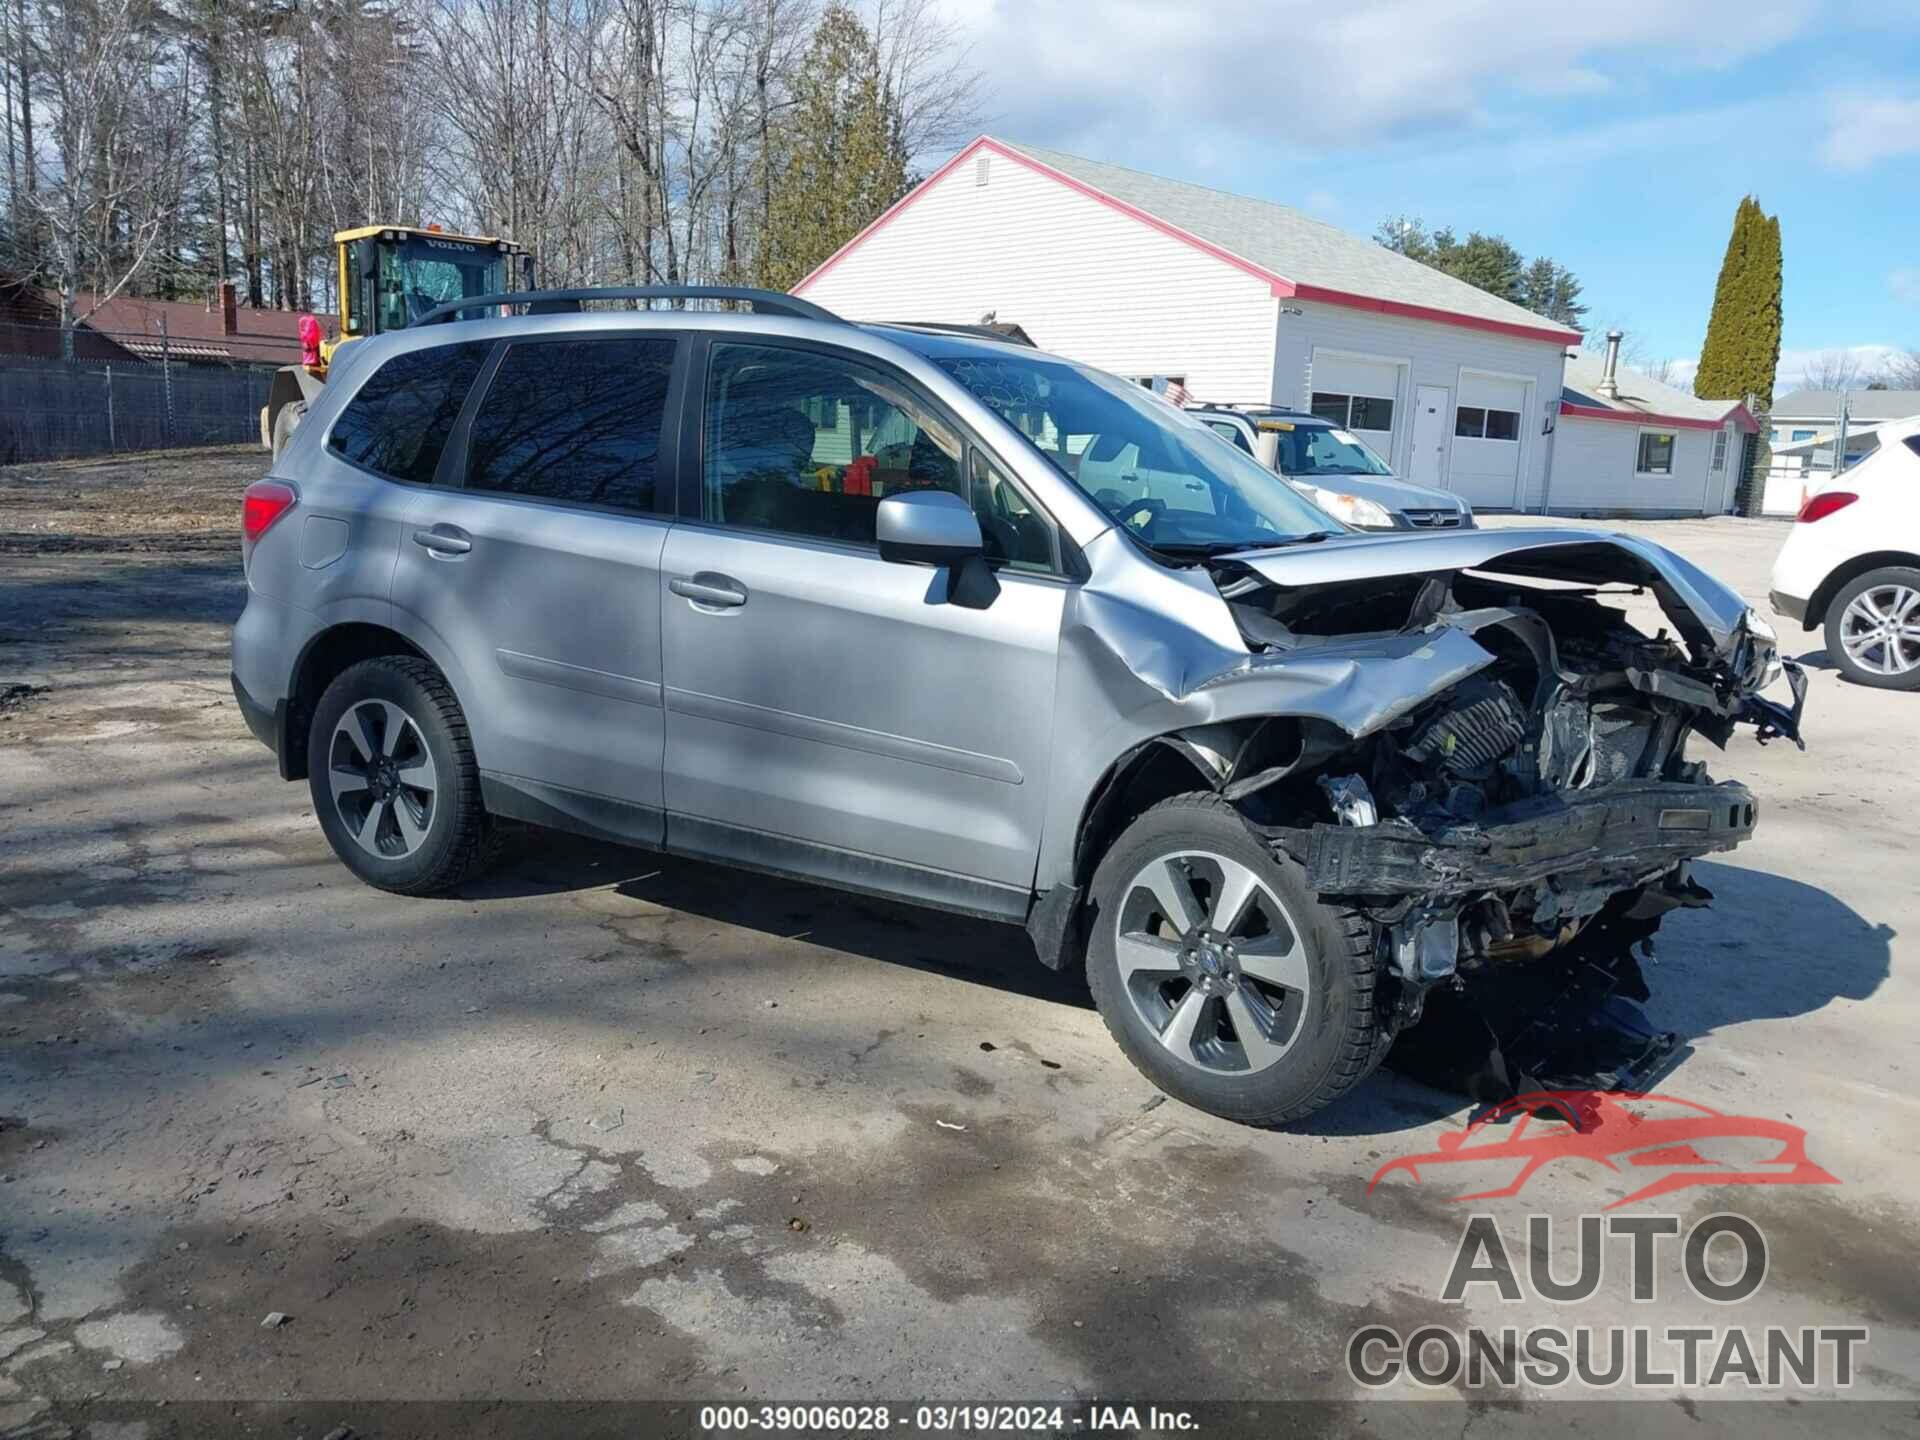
1228;526;1752;659
1287;472;1464;513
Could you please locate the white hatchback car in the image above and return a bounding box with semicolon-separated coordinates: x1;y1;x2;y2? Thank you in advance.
1770;415;1920;689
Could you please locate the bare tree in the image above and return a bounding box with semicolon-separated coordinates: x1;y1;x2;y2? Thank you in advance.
21;0;190;353
1802;348;1869;392
0;0;981;316
864;0;980;166
1873;348;1920;391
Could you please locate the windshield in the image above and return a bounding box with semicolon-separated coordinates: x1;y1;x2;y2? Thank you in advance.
377;238;508;331
936;354;1340;554
1267;421;1393;477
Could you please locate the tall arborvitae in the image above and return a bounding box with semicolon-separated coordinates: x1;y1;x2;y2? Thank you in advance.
1694;196;1784;409
1694;196;1783;512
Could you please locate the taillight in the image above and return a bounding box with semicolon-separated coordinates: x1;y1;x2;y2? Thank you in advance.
1797;490;1857;523
243;480;298;544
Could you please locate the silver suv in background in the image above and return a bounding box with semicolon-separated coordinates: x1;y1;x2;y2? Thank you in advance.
1188;403;1474;531
233;286;1800;1124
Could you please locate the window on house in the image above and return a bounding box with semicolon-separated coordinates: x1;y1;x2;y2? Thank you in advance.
1637;431;1676;475
1454;405;1519;440
1711;429;1729;472
464;337;677;511
1791;429;1816;442
1311;392;1394;432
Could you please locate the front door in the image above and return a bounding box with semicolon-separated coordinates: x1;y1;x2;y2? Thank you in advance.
658;339;1066;915
389;332;683;837
1410;384;1451;488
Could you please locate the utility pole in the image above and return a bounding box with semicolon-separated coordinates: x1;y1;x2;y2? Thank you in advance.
1832;392;1851;477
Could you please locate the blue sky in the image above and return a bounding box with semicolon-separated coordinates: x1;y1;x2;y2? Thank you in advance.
940;0;1920;387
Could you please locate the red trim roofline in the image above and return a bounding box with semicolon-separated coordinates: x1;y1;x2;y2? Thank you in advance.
793;136;1583;348
1560;401;1759;433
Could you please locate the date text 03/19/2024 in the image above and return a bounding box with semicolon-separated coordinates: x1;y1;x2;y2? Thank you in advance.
697;1404;1202;1432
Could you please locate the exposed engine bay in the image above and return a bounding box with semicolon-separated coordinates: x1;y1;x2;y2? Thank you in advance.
1132;541;1808;1100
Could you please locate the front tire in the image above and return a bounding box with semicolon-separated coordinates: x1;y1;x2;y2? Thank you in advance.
1086;792;1387;1125
307;656;500;895
1825;566;1920;690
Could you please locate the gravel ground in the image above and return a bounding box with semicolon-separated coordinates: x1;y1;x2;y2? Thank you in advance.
0;445;264;553
0;461;1915;1435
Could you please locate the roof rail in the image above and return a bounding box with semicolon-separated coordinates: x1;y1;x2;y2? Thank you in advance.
416;285;842;327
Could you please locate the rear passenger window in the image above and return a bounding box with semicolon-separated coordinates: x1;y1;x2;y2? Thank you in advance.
464;337;676;510
327;341;490;483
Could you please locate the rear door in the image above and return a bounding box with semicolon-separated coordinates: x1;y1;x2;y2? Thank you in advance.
388;331;684;839
656;338;1067;912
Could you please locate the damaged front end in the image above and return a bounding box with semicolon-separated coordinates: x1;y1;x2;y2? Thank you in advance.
1182;529;1806;1100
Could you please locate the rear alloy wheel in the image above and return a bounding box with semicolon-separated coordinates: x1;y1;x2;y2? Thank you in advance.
328;700;439;861
1086;792;1387;1125
1826;566;1920;691
307;656;501;894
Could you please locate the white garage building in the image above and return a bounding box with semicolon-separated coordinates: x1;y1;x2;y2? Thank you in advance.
794;135;1584;510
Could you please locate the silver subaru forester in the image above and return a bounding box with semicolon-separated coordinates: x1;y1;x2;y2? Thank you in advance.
233;286;1802;1124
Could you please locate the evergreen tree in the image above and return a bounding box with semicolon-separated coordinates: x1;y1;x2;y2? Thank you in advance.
758;4;907;292
1693;195;1784;411
1375;214;1577;323
1693;196;1782;513
1521;255;1586;329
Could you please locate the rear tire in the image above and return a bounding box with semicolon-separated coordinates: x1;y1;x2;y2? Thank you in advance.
270;402;304;461
307;657;501;895
1085;792;1387;1125
1824;566;1920;690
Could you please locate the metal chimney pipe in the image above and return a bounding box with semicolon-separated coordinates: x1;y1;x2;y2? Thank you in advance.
1597;329;1623;399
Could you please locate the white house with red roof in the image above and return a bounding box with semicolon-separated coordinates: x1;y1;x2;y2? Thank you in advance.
795;135;1739;516
1552;342;1758;515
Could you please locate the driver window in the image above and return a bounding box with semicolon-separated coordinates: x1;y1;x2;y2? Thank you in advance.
704;343;967;544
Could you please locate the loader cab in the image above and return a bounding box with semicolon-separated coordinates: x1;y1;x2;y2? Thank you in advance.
336;226;529;345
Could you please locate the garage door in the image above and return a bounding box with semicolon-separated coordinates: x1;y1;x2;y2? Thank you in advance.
1309;353;1402;463
1450;372;1528;508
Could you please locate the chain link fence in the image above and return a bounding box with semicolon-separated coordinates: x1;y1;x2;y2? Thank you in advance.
1;323;280;464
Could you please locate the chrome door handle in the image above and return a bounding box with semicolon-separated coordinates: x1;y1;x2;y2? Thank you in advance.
670;574;748;608
412;527;471;555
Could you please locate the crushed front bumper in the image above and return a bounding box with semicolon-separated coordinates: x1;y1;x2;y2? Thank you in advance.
1297;778;1756;899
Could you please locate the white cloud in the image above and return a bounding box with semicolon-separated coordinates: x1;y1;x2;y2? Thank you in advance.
940;0;1814;168
1890;268;1920;305
1821;89;1920;171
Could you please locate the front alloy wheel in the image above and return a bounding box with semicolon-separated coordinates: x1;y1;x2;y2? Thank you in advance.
1087;792;1387;1125
1112;851;1311;1075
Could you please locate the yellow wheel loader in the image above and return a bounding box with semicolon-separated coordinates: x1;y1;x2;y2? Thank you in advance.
262;225;530;458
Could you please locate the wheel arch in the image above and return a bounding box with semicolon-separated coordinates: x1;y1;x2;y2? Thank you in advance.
285;622;428;780
1027;713;1352;971
1807;551;1920;633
